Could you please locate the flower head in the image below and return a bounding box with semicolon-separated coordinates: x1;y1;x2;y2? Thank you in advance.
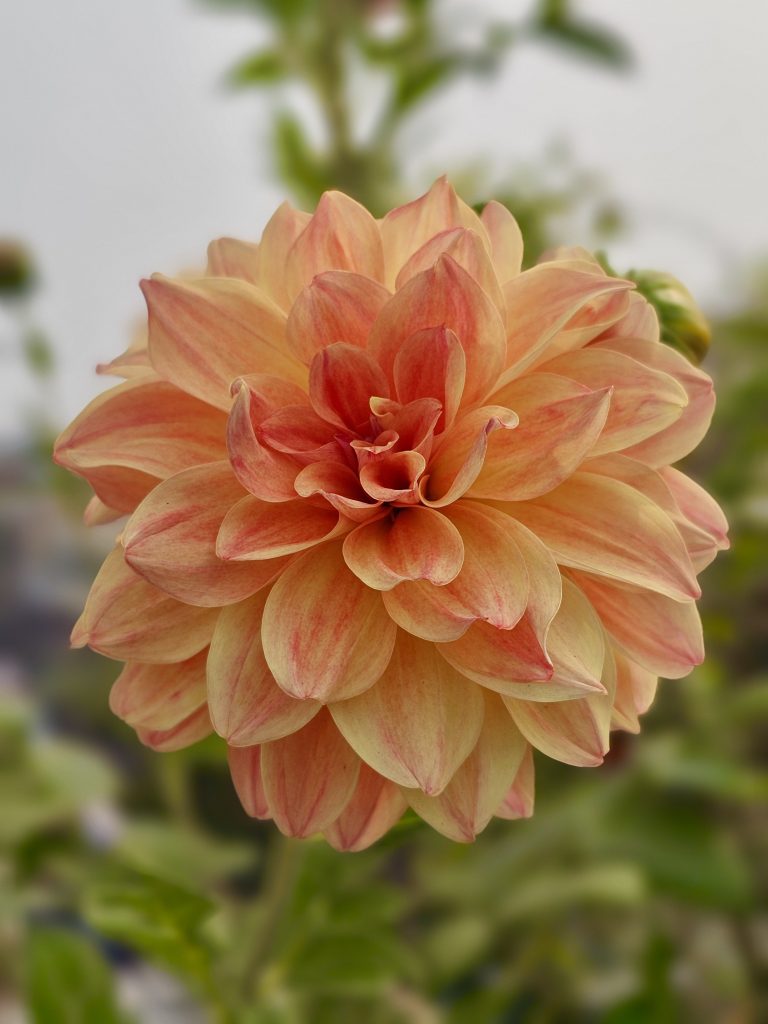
55;179;728;847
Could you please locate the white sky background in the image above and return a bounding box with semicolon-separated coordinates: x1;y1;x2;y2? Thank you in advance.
0;0;766;440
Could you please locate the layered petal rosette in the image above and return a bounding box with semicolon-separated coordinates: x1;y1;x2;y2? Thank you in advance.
55;179;728;848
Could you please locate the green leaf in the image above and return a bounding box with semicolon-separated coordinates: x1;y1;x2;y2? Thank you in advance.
535;18;632;69
286;931;412;996
24;927;129;1024
391;56;462;116
229;50;288;87
23;329;55;377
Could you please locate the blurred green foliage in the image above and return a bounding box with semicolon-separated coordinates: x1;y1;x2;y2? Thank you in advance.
2;1;766;1022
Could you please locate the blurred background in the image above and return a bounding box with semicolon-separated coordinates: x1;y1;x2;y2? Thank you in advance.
1;1;766;1021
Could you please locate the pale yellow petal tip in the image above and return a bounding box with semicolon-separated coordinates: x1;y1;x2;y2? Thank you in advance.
70;613;89;650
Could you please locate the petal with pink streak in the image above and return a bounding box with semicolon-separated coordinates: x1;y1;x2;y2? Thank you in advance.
422;406;518;507
70;547;218;664
96;330;152;379
611;650;658;734
382;579;474;643
309;343;390;429
330;631;484;795
53;377;228;512
593;337;715;467
218;496;346;560
499;266;633;380
324;764;407;852
257;404;340;464
598;290;660;343
660;467;729;562
369;255;507;406
294;462;383;523
570;570;704;679
110;650;208;731
439;616;554;696
396;228;505;313
535;348;688;455
137;705;212;753
123;463;287;607
227;379;303;502
407;692;527;841
206;237;261;284
141;275;306;409
83;495;124;527
286;191;385;296
471;373;611;501
208;590;320;746
343;506;464;591
500;472;699;601
228;745;271;819
261;709;361;838
495;746;535;820
360;450;426;504
480;201;524;283
257;201;311;309
393;326;466;433
262;541;397;702
286;271;390;365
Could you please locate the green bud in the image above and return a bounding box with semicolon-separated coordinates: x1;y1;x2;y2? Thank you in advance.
628;269;711;364
0;240;36;299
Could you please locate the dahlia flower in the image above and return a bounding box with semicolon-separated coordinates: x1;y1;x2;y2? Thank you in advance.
55;179;728;848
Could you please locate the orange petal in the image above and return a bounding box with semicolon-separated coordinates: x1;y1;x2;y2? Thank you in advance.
440;616;555;697
407;692;527;841
262;541;397;701
324;764;407;852
96;330;152;379
472;373;611;501
500;472;699;601
598;289;660;344
141;274;305;410
53;377;228;512
330;631;485;794
660;467;729;566
393;326;466;433
422;405;518;507
535;348;688;455
611;650;658;733
382;579;473;643
395;228;504;313
217;495;346;560
369;255;507;406
208;590;320;745
359;450;426;504
294;461;383;523
137;705;212;753
342;507;464;590
109;650;208;730
257;201;311;309
206;237;261;283
286;191;385;297
500;265;633;379
228;744;271;819
309;343;390;429
480;201;524;283
71;547;218;663
593;337;714;467
570;570;704;678
123;463;286;607
83;495;124;527
226;378;303;502
286;271;390;365
261;709;360;837
495;745;535;819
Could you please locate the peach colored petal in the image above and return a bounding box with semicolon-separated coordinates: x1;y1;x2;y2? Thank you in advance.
208;590;320;745
570;571;704;678
309;343;390;429
285;270;390;365
539;289;632;361
217;495;346;561
53;377;228;511
439;616;554;695
611;650;658;734
324;764;407;852
593;337;715;467
369;255;507;406
286;191;385;297
137;705;212;753
330;631;484;795
226;378;303;502
294;461;383;522
499;266;633;380
261;709;361;837
343;507;463;590
660;467;729;560
480;201;524;283
96;330;152;379
494;746;535;820
262;541;397;701
71;547;218;663
366;397;442;461
257;201;311;309
471;373;611;501
123;462;286;607
83;495;123;526
109;650;208;731
206;237;261;283
257;404;339;463
228;745;271;819
500;472;699;601
142;274;305;410
382;579;473;643
598;290;660;343
406;692;527;841
535;348;688;456
393;325;466;433
359;450;426;504
422;405;518;507
396;228;505;313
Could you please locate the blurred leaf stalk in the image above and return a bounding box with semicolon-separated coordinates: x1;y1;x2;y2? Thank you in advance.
3;1;766;1022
